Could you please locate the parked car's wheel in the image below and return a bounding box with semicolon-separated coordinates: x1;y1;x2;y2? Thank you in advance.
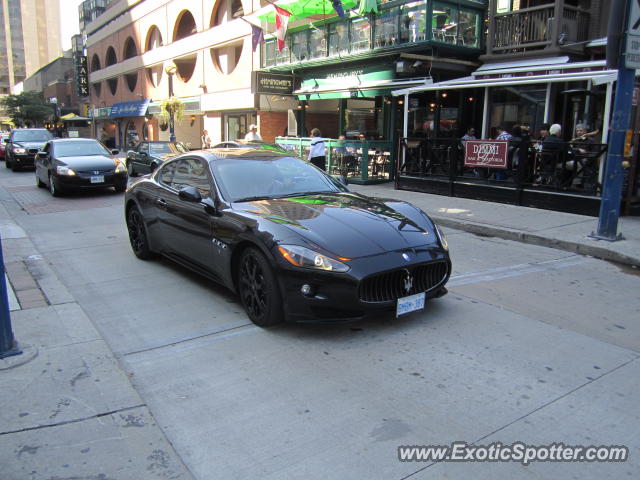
238;247;283;327
48;173;62;197
126;206;156;260
127;160;136;177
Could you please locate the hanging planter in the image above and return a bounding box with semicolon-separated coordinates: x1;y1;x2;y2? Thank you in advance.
159;121;168;131
160;97;185;124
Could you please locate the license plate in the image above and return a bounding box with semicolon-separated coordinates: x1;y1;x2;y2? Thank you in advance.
90;175;104;183
396;292;425;317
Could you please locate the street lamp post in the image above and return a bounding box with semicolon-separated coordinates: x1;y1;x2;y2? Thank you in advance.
165;62;177;142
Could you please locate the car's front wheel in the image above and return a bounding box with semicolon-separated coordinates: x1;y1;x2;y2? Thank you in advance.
238;248;283;327
126;206;156;260
49;173;63;197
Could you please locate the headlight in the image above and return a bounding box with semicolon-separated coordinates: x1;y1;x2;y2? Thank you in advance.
434;224;448;251
114;160;126;173
56;166;76;176
278;245;350;272
13;147;26;154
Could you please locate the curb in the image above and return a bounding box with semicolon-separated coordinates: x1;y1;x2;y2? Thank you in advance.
432;216;640;267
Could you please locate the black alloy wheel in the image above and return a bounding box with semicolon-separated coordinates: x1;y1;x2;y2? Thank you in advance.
126;206;156;260
48;173;61;197
238;248;283;327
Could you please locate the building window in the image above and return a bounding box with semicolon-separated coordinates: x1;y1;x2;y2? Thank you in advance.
145;25;163;51
175;54;197;82
174;10;197;41
123;36;138;60
374;7;399;47
329;22;349;56
308;26;327;59
211;41;243;75
432;3;459;44
291;31;308;62
211;0;243;27
351;17;372;52
400;1;427;43
91;54;101;72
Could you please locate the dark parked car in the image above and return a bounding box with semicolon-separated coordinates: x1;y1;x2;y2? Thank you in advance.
35;138;127;196
126;141;188;177
124;149;451;326
5;128;54;171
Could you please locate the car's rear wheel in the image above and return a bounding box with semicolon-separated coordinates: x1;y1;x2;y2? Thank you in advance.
48;173;62;197
238;248;283;327
126;206;156;260
127;160;136;177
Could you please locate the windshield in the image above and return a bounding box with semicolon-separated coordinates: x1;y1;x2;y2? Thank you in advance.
12;130;53;142
212;156;347;202
150;142;188;154
54;140;111;157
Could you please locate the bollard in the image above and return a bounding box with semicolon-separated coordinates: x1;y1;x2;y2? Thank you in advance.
0;236;21;359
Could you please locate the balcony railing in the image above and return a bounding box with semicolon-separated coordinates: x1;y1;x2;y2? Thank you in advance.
491;4;589;54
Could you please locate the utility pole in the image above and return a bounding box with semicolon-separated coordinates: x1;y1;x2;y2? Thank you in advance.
0;237;21;359
593;0;636;240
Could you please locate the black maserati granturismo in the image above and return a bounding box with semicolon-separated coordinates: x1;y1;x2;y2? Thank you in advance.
124;148;451;326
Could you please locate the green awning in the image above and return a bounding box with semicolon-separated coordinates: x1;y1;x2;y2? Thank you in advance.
256;0;358;23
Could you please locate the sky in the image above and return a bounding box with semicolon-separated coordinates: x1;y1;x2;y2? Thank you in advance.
59;0;84;51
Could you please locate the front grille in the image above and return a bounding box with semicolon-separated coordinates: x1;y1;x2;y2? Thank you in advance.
358;261;450;303
76;169;114;175
28;148;39;155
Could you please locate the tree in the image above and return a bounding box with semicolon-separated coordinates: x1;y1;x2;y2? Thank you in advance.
0;91;54;127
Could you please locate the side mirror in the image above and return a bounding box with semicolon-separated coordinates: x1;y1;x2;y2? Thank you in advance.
36;151;48;157
178;185;202;203
111;149;119;155
201;197;220;216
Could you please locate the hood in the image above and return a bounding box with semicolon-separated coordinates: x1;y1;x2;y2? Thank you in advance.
13;141;48;150
236;192;437;258
55;155;117;171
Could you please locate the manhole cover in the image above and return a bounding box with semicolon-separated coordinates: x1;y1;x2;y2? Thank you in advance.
6;185;118;215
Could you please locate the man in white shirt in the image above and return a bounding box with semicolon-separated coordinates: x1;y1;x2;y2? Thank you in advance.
244;124;262;141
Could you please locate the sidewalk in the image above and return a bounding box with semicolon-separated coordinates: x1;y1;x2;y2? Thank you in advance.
348;183;640;268
0;203;193;479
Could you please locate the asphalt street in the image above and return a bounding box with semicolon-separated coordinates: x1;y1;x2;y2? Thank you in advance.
1;165;638;479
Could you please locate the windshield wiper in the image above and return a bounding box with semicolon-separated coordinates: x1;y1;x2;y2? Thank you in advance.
233;195;273;202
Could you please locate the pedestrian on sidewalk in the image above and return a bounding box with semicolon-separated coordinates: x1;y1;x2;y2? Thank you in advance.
308;128;326;171
244;124;262;141
201;129;211;148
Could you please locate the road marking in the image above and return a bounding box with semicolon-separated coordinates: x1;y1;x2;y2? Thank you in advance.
448;255;592;287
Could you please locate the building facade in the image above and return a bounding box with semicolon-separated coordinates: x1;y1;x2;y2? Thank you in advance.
0;0;62;94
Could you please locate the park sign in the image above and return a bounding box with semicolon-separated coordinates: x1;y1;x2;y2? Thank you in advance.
464;140;509;168
75;55;89;98
625;0;640;68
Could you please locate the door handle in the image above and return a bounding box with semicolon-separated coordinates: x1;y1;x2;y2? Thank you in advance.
155;198;167;207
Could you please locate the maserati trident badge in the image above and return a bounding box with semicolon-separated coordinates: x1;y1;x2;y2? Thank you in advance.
403;269;413;294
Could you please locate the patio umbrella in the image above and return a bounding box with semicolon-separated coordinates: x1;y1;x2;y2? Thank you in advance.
357;0;378;16
258;0;358;23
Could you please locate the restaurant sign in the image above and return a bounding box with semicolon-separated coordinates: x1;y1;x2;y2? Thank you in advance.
464;140;509;168
252;72;294;95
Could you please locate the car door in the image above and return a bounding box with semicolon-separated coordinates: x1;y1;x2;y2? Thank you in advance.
35;141;52;183
137;160;177;253
133;142;148;172
157;157;218;277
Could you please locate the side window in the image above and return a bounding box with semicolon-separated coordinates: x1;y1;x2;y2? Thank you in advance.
170;158;211;197
158;160;177;186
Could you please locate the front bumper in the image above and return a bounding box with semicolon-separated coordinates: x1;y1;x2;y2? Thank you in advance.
11;154;36;167
276;248;451;323
55;171;128;190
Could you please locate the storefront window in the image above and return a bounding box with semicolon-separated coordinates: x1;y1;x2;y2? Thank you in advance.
459;10;480;47
291;31;308;62
400;1;427;43
433;3;459;45
489;85;547;137
329;22;350;56
263;40;276;67
275;42;290;65
345;100;377;138
374;7;399;47
309;26;327;59
351;17;371;53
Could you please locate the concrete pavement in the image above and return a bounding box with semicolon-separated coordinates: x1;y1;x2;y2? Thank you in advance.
0;201;194;480
349;183;640;268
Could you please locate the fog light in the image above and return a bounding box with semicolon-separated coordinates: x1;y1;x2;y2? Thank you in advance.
301;284;312;295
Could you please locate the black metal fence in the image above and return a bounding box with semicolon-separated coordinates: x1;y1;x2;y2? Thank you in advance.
396;137;608;215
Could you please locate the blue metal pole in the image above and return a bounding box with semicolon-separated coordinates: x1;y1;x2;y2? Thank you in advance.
0;237;21;359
